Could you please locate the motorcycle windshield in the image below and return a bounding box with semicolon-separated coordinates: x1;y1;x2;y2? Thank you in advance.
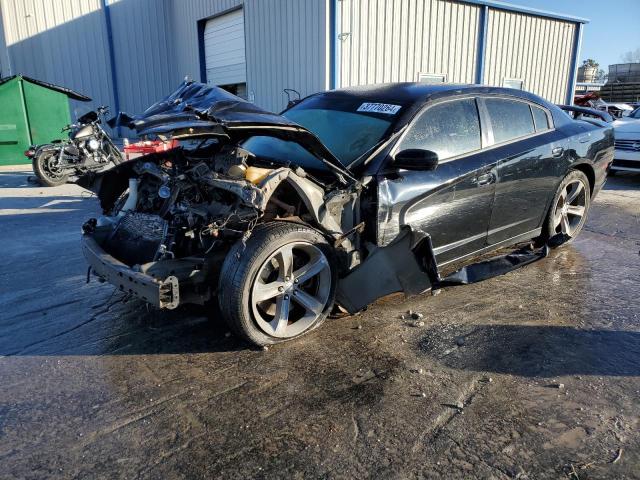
75;108;98;124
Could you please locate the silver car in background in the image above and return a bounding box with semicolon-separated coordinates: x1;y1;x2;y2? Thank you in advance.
612;107;640;173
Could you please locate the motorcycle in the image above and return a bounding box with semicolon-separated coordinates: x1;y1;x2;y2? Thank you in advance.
25;106;124;186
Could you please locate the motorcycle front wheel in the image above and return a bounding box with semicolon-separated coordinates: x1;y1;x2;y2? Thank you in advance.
32;151;69;187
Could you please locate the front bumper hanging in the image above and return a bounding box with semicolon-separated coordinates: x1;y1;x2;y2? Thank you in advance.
82;235;180;309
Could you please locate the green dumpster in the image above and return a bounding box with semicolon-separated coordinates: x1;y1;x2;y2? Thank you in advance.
0;75;91;166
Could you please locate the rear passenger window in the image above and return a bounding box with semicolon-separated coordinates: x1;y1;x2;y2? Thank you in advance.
531;105;550;131
485;98;535;144
401;98;481;161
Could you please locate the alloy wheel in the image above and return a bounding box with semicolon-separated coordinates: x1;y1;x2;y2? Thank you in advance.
553;178;587;237
251;241;331;338
42;153;66;181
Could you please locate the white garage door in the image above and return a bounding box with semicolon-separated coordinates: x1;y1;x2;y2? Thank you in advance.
204;9;246;88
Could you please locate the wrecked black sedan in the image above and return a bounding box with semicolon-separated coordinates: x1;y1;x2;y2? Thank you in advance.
80;81;613;346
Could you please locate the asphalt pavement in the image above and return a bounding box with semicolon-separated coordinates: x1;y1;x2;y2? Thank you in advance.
0;166;639;479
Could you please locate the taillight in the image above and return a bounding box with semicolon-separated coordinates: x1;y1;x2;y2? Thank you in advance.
24;149;35;158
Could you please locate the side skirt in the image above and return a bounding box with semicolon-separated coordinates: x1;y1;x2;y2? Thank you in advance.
437;228;542;268
335;227;543;315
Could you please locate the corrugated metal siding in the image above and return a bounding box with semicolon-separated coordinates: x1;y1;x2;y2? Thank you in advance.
106;0;176;115
168;0;242;87
0;3;10;77
0;0;579;128
338;0;480;87
484;8;576;103
0;0;327;123
244;0;327;113
169;0;327;113
0;0;116;114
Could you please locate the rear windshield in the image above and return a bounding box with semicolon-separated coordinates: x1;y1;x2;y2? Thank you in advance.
242;95;402;170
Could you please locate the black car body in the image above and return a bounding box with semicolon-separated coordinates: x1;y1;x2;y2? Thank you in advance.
80;81;614;345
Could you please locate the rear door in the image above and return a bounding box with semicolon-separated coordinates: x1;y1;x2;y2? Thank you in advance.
481;97;564;244
377;97;497;264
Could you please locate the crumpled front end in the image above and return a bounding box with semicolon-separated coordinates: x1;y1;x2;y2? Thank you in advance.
80;81;365;310
80;138;357;309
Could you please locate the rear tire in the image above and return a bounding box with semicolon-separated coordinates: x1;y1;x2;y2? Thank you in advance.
218;222;337;346
539;170;591;247
32;151;68;187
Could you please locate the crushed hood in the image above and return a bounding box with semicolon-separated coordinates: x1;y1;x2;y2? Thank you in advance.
113;81;356;184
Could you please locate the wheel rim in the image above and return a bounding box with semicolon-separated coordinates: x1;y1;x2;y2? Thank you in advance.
553;178;587;237
41;153;65;180
251;241;331;338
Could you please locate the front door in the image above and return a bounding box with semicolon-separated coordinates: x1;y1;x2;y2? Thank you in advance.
377;97;497;264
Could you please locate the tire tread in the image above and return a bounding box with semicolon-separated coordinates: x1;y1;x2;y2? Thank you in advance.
218;221;335;345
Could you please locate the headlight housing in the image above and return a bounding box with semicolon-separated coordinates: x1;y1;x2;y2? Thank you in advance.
88;139;101;151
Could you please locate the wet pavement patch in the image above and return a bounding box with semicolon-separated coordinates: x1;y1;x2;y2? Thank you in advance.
0;170;639;479
419;324;640;378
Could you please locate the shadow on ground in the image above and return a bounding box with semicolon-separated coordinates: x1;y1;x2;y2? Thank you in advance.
0;170;39;188
603;172;640;191
419;324;640;377
0;294;248;357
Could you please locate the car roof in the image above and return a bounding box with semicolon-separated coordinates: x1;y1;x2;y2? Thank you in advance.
317;82;550;108
309;82;567;134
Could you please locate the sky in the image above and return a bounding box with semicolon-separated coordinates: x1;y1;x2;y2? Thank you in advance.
512;0;640;71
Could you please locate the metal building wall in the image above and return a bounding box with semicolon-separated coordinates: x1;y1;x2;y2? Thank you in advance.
337;0;481;87
0;0;327;125
0;0;116;113
244;0;327;113
336;0;579;103
106;0;177;115
169;0;327;113
0;0;583;128
484;8;577;104
168;0;242;89
0;3;10;77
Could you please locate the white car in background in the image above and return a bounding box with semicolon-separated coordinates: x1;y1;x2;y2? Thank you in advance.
612;107;640;173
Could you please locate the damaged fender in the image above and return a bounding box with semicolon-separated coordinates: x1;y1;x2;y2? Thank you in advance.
336;227;434;314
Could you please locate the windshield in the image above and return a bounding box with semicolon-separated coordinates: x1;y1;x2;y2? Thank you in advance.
242;95;401;170
629;107;640;119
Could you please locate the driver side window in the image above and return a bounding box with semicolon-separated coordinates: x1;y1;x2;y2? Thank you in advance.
400;98;481;162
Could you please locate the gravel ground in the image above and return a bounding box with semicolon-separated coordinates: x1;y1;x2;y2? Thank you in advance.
0;166;639;479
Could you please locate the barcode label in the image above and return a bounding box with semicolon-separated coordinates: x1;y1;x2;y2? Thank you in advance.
357;103;401;115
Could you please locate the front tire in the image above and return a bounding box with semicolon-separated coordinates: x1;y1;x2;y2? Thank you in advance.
218;222;337;346
540;170;591;247
32;151;69;186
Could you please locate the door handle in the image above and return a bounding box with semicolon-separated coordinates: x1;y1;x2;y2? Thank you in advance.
552;147;564;157
474;172;495;186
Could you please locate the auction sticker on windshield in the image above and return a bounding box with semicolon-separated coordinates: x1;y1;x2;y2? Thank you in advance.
357;103;401;115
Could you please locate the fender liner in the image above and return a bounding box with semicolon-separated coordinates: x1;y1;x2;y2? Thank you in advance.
336;227;434;314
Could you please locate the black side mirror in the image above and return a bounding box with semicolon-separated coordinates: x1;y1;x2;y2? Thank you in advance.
394;149;439;171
